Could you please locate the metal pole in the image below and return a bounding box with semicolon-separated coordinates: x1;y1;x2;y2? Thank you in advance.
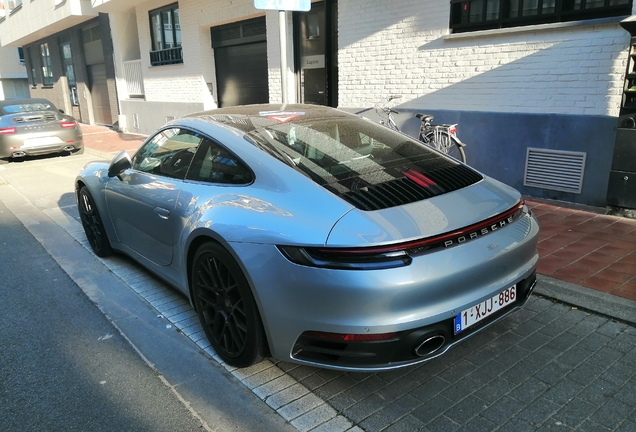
279;10;288;104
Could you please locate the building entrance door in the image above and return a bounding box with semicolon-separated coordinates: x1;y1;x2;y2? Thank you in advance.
294;0;337;107
82;25;113;125
60;39;80;120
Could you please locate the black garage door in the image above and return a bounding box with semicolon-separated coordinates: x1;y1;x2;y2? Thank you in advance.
212;18;269;108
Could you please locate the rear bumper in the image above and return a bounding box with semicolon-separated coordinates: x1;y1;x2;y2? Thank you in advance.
291;271;536;370
0;137;83;158
0;130;84;158
230;209;540;371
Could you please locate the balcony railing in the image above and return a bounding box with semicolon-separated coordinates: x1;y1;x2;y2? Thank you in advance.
123;59;144;97
149;47;183;67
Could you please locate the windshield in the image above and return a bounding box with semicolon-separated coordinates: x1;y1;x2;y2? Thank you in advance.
1;101;56;115
246;117;455;185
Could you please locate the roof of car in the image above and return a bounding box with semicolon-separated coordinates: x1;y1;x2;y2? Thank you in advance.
181;104;353;134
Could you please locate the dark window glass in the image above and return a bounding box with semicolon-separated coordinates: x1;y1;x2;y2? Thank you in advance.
149;3;182;66
8;0;22;12
39;43;53;86
1;100;56;115
27;47;37;87
186;140;253;184
133;128;200;179
451;0;631;32
245;118;454;183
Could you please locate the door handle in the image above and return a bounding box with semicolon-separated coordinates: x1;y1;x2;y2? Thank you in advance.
154;207;170;220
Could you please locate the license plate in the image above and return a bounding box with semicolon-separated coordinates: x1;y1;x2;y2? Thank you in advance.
23;136;63;148
454;285;516;334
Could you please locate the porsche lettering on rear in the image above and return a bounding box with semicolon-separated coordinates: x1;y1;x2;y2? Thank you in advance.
444;215;515;248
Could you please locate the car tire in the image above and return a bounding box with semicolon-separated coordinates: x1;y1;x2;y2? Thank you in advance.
70;147;85;156
78;186;113;257
191;242;266;368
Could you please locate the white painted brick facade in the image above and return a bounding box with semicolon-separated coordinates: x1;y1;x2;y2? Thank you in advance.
130;0;296;108
120;0;634;129
134;0;267;106
338;0;632;117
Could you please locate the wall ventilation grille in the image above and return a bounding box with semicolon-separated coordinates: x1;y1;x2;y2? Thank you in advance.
524;148;586;194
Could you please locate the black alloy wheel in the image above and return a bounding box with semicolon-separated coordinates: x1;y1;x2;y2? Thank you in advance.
78;186;113;257
192;242;266;367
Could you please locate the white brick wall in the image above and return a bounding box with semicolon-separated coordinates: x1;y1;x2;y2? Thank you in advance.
338;0;631;117
135;0;266;106
126;0;632;117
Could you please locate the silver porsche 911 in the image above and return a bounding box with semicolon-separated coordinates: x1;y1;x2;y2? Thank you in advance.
75;104;539;371
0;98;83;162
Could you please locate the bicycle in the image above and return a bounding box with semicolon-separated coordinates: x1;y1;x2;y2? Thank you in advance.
373;95;467;163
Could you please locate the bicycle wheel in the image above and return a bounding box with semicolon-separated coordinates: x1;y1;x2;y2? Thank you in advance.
424;131;466;163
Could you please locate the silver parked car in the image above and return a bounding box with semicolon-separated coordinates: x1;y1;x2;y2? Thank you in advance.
76;104;539;371
0;98;83;163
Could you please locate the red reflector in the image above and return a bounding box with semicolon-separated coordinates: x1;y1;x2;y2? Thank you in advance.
448;126;457;134
60;121;77;129
0;127;16;135
66;140;75;143
304;331;398;342
403;169;437;188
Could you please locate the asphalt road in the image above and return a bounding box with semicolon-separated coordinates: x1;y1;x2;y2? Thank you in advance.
0;198;209;431
0;153;294;432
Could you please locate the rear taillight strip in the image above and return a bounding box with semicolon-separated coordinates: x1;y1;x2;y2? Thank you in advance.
279;201;526;270
0;127;17;135
317;200;526;256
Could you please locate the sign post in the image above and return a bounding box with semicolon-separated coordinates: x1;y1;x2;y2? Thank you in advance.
254;0;311;104
279;10;288;103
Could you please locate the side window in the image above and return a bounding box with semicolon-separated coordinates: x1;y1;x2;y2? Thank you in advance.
39;43;53;86
186;139;253;184
132;128;201;179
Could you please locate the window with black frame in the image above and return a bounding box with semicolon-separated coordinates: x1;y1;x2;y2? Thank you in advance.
27;47;37;87
450;0;632;33
149;3;182;66
39;43;53;86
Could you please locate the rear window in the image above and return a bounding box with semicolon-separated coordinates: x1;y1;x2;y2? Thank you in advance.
246;117;454;184
245;115;483;211
1;101;56;115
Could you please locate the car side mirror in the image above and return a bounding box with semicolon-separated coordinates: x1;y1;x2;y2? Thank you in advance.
108;150;132;179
